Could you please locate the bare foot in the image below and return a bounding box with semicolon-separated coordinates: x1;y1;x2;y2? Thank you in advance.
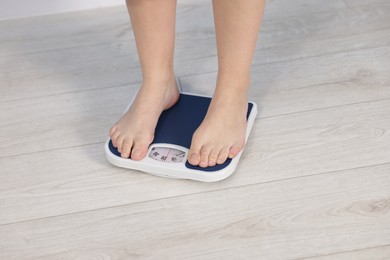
110;75;179;160
187;81;248;167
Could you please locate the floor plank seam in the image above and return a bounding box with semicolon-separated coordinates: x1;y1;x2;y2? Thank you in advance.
295;243;390;259
0;82;141;104
258;96;390;119
1;161;389;227
0;142;105;159
0;39;133;59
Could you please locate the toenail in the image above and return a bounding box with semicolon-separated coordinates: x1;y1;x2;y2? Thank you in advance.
132;150;141;157
217;158;225;164
190;153;198;162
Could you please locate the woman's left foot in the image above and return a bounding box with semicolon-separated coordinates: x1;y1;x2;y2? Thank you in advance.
187;79;249;167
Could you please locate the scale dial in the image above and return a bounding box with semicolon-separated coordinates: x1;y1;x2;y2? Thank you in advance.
149;147;186;163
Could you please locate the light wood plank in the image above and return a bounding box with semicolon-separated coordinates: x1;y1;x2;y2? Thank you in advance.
304;244;390;259
0;55;143;101
181;46;390;116
0;0;349;56
1;45;390;157
0;164;389;259
3;24;390;79
0;6;132;57
2;4;390;101
1;98;389;224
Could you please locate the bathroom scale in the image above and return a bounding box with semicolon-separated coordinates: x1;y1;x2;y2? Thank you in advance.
105;91;257;182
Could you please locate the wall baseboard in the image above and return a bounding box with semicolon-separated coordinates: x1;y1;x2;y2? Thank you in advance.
1;0;124;21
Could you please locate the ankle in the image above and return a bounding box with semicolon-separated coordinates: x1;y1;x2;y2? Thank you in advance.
216;71;250;91
142;70;175;85
214;76;250;100
217;67;250;81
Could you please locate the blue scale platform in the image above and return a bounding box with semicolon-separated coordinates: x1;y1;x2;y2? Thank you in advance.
108;93;254;172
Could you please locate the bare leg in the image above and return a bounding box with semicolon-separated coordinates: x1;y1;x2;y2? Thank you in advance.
110;0;179;160
188;0;265;167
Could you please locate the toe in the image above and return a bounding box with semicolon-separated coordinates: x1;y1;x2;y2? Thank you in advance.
188;152;200;166
131;141;148;161
109;125;117;137
116;135;125;153
217;147;230;164
121;139;133;158
188;141;202;166
111;131;120;147
199;146;211;168
228;144;243;159
208;149;219;167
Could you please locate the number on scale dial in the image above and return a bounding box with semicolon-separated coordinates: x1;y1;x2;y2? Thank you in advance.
148;147;186;163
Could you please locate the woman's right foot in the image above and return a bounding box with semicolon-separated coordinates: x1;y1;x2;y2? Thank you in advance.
110;74;179;160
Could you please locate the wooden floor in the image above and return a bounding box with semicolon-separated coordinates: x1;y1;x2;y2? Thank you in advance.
1;0;390;259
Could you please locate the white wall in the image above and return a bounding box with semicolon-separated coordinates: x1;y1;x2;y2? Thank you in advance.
0;0;124;21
